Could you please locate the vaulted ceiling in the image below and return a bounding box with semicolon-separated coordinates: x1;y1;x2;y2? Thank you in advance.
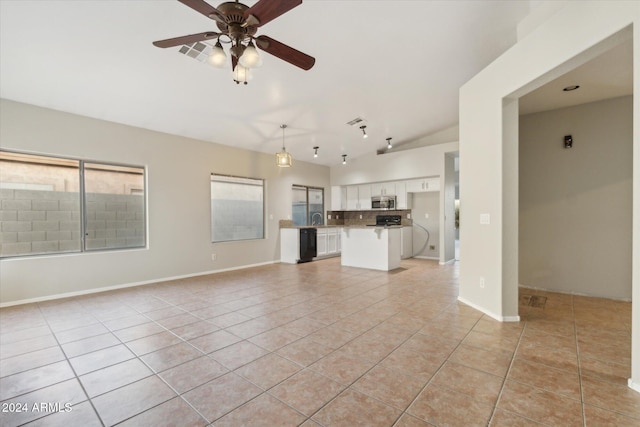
1;1;630;167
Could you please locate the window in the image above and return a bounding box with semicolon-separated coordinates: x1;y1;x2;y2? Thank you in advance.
211;174;264;242
292;185;324;226
0;150;146;258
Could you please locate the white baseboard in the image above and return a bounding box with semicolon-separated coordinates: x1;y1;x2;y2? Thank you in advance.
457;296;520;322
629;378;640;394
0;260;278;308
413;256;439;261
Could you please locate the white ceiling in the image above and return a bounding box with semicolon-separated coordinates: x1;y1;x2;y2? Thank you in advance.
0;0;535;166
519;38;633;115
4;1;630;169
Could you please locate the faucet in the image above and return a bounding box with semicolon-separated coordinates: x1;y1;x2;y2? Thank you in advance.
311;212;323;226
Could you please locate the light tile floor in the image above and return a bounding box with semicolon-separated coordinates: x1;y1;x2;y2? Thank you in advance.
0;258;638;426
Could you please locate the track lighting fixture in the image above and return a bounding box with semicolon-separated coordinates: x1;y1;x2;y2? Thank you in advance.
276;124;292;167
313;146;319;158
386;137;393;149
342;154;347;165
360;125;368;139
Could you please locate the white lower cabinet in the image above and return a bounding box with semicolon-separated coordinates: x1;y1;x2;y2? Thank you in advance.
321;227;341;257
317;228;328;256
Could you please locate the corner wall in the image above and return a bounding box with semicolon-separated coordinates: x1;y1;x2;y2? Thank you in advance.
0;99;331;306
519;96;633;300
459;1;639;389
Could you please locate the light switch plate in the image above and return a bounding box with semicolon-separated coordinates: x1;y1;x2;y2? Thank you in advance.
480;213;491;225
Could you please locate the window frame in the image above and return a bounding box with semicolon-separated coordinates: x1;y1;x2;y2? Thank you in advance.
210;173;265;243
292;184;324;226
0;149;146;259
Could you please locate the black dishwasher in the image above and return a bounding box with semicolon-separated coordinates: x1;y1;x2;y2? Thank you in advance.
299;228;317;263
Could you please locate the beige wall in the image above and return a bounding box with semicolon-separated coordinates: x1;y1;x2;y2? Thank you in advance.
0;99;331;305
519;96;632;299
459;1;639;389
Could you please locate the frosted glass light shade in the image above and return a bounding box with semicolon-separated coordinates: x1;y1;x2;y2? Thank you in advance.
208;43;227;68
276;150;292;167
232;65;252;84
239;44;262;68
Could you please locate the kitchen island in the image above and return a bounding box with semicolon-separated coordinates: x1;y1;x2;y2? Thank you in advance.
341;226;402;271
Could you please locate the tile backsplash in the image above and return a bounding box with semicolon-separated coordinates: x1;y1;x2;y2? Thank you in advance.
327;210;412;226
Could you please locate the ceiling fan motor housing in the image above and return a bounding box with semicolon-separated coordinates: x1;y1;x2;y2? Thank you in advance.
215;2;257;36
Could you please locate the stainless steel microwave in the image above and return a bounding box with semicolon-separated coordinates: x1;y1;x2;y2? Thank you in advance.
371;196;396;209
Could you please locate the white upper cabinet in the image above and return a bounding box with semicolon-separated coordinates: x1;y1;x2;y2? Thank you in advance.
406;177;440;193
358;184;372;210
371;182;396;197
345;184;373;210
395;181;411;209
346;185;360;210
331;186;346;210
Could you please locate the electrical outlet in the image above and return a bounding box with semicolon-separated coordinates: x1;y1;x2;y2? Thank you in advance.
425;213;429;219
359;214;363;219
407;213;411;219
211;253;217;261
479;277;485;289
328;214;332;220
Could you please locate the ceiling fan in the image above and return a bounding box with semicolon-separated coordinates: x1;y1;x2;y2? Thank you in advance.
153;0;315;84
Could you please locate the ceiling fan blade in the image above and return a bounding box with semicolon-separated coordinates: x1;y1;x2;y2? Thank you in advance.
152;32;219;48
255;35;315;70
244;0;302;27
178;0;225;23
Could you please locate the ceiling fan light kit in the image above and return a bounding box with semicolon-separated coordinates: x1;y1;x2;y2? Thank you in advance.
153;0;315;85
208;41;227;67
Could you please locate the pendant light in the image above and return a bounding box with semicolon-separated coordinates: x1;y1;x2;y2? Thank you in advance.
386;137;393;149
313;146;319;158
276;124;292;167
342;154;347;165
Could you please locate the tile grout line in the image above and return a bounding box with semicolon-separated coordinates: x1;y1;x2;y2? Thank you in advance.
574;294;588;427
33;302;106;427
485;312;528;426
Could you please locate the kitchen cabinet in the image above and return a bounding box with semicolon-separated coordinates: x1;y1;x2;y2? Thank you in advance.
395;181;411;209
358;185;372;209
341;227;401;271
371;182;396;197
317;228;328;256
327;230;338;253
346;185;372;210
317;227;341;257
331;186;347;210
406;177;440;193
